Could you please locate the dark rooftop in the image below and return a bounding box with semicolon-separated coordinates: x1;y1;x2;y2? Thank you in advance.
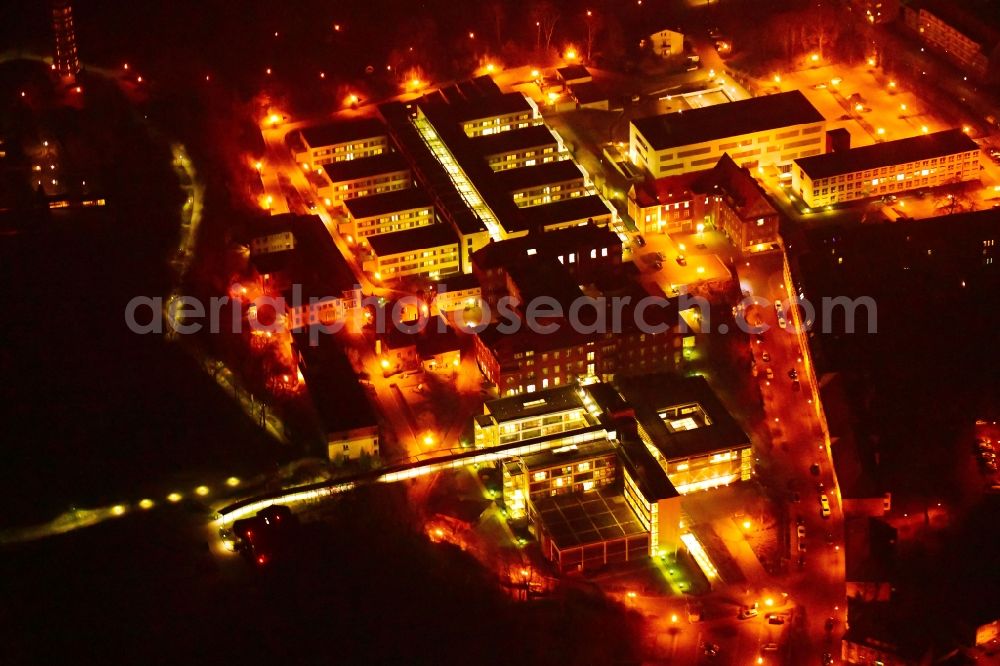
451;91;533;124
614;373;751;459
366;223;458;257
433;272;481;293
472;223;621;271
692;154;778;220
618;439;680;501
470;124;558;157
911;0;1000;49
532;487;648;550
249;214;356;294
505;254;584;309
569;82;608;105
493;160;586;192
484;384;587;423
299;117;386;148
794;129;979;180
508;195;612;233
376;101;490;238
556;65;591;81
632;90;824;151
415;100;526;236
294;332;379;435
319;152;410;184
632;171;701;209
343;187;432;219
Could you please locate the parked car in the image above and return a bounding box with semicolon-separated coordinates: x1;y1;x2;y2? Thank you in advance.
634;235;646;247
820;494;831;518
810;463;821;476
765;368;774;380
676;254;688;266
761;351;771;362
738;605;759;619
788;368;798;380
797;524;806;540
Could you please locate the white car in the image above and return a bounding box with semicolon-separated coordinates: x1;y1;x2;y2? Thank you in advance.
797;524;806;540
820;494;831;518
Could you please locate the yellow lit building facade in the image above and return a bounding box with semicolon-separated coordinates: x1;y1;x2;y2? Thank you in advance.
792;129;981;208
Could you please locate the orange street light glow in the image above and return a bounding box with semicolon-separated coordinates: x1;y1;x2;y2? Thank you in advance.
565;48;578;60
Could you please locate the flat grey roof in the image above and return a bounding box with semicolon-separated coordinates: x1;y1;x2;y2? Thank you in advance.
632;90;824;151
794;128;979;180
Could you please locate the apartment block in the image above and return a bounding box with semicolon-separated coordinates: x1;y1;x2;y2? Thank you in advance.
494;160;589;207
364;223;460;281
792;129;981;208
630;90;826;177
342;188;435;239
471;124;564;171
296;117;388;167
315;152;411;208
